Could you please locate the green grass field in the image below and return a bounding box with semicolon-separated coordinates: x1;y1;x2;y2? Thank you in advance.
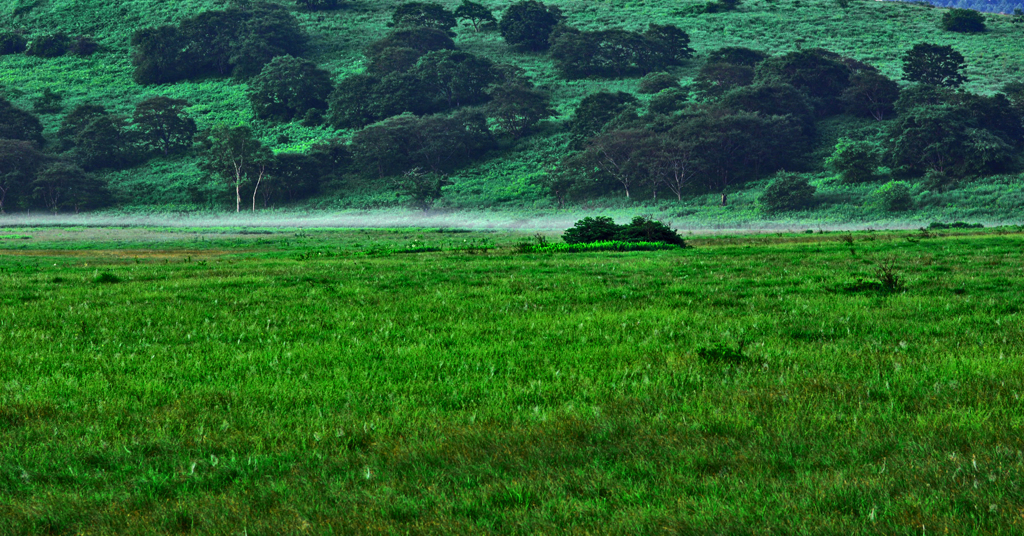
1;225;1023;534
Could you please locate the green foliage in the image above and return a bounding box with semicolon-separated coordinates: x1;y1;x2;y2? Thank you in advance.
31;88;63;114
561;216;621;243
194;124;273;212
549;25;692;79
295;0;342;11
389;2;458;33
527;240;680;253
0;97;44;145
647;87;690;115
840;71;900;121
753;49;853;116
26;32;71;57
941;8;986;33
498;0;564;52
0;139;48;212
637;72;679;94
825;138;879;183
132;97;197;157
131;4;307;84
31;160;110;212
693;62;756;100
561;215;686;245
248;55;333;123
758;172;816;213
902;43;967;88
350;112;494;179
485;83;554;138
705;46;768;67
394;167;451;210
0;32;28;55
871;180;913;212
454;0;496;31
569;91;638;142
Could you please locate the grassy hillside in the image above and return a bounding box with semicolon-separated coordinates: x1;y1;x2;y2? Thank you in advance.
1;0;1023;217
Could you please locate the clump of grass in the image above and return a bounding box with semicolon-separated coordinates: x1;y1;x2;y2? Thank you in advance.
93;272;121;284
696;342;749;365
874;255;905;293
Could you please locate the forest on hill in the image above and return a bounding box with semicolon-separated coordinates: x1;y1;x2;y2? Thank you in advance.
0;0;1023;220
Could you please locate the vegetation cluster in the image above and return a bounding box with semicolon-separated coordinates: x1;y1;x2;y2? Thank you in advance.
1;0;1023;218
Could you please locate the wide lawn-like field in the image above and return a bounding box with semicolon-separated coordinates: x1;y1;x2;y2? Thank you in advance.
1;225;1022;535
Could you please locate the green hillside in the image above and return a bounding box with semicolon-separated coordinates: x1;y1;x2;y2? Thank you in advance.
1;0;1023;219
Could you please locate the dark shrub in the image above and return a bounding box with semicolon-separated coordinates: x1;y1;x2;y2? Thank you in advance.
872;181;913;212
0;32;28;55
27;33;71;57
618;216;687;246
70;36;99;56
759;172;816;214
941;9;986;33
562;216;686;246
638;72;680;94
562;216;621;244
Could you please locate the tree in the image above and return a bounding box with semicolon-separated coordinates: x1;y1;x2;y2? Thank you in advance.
31;161;109;213
351;112;494;178
717;83;815;135
759;172;816;214
296;0;342;11
32;88;64;114
705;46;768;67
248;55;333;122
0;139;48;213
569;91;639;143
366;27;455;58
549;26;692;79
26;33;71;57
902;43;967;88
498;0;564;52
455;0;496;31
410;50;496;109
389;2;457;33
486;83;555;138
72;115;142;171
840;71;900;120
0;97;45;145
196;125;273;212
366;46;422;75
648;87;690;115
58;104;108;150
753;49;852;115
395;168;451;210
872;181;912;212
941;8;986;33
825;138;879;183
0;32;28;55
884;105;1012;176
133;97;197;157
327;74;383;129
693;62;755;100
638;72;680;95
561;216;621;243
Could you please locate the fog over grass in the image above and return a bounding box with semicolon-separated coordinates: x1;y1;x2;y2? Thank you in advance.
0;208;1013;233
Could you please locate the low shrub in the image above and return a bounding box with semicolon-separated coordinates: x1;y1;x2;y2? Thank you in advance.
872;181;913;212
562;216;687;246
638;72;680;94
759;173;816;214
0;32;27;55
942;8;986;33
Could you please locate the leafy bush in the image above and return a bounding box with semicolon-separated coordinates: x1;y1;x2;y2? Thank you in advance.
928;221;983;230
0;32;27;55
759;172;816;214
825;138;879;183
638;72;680;94
941;9;986;33
70;36;99;56
872;181;913;212
562;216;621;244
26;33;71;57
562;216;686;246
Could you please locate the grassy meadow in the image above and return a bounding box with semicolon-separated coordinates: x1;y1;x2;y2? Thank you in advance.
1;225;1023;534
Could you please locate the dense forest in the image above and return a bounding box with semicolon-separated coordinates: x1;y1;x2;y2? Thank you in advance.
0;0;1022;217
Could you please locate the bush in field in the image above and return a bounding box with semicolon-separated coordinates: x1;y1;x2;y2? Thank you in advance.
562;216;622;244
942;9;986;33
759;172;816;214
872;181;913;212
27;33;71;57
562;216;685;245
249;55;333;122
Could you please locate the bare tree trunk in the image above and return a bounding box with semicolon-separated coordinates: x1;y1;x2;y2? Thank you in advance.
251;165;265;213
